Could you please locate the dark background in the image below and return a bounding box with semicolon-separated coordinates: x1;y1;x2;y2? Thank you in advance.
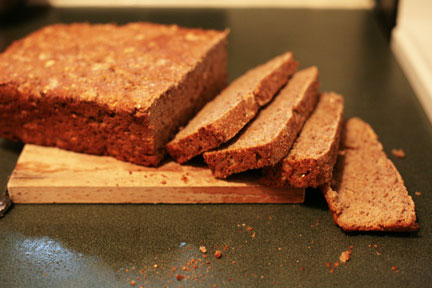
1;5;431;288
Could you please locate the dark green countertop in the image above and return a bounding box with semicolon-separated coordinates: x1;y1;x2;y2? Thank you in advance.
1;7;431;288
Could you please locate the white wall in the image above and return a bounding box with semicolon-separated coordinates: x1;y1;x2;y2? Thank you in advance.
391;0;432;124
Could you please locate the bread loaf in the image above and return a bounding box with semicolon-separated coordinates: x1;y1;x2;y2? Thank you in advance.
0;23;228;166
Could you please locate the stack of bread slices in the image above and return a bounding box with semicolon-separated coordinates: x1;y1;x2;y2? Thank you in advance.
167;52;419;233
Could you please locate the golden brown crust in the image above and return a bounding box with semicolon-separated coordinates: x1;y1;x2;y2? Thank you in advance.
166;52;298;163
260;92;344;188
0;23;228;166
320;118;418;232
203;67;319;178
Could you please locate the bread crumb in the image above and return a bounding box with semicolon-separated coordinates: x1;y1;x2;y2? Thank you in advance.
247;226;254;231
181;175;189;184
214;250;222;259
199;246;207;253
129;280;136;286
339;250;352;263
153;264;158;268
176;274;184;281
392;148;405;158
334;262;339;268
415;191;421;196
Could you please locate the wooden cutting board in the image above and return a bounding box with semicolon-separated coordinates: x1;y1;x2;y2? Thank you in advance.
7;145;305;204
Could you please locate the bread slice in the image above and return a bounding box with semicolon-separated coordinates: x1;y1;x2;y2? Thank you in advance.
166;52;298;163
260;92;344;188
0;23;228;166
203;66;319;178
321;118;418;232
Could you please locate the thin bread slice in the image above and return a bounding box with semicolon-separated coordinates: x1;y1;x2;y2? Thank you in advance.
260;92;344;188
321;118;418;232
203;66;319;178
166;52;298;163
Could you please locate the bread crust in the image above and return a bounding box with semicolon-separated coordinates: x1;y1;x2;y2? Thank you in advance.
0;23;228;166
204;67;319;178
166;52;298;163
320;118;418;232
260;92;344;188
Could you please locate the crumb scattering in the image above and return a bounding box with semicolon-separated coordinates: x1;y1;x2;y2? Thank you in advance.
339;250;352;263
392;148;406;158
415;191;421;196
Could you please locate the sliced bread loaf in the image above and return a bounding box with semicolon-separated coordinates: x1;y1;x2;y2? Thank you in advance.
321;118;418;232
166;52;298;163
260;92;343;188
203;66;319;178
0;23;229;166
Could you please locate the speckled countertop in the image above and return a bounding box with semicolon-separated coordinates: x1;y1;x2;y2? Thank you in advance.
1;7;431;288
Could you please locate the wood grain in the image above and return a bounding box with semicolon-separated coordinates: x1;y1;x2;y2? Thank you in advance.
8;145;305;204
